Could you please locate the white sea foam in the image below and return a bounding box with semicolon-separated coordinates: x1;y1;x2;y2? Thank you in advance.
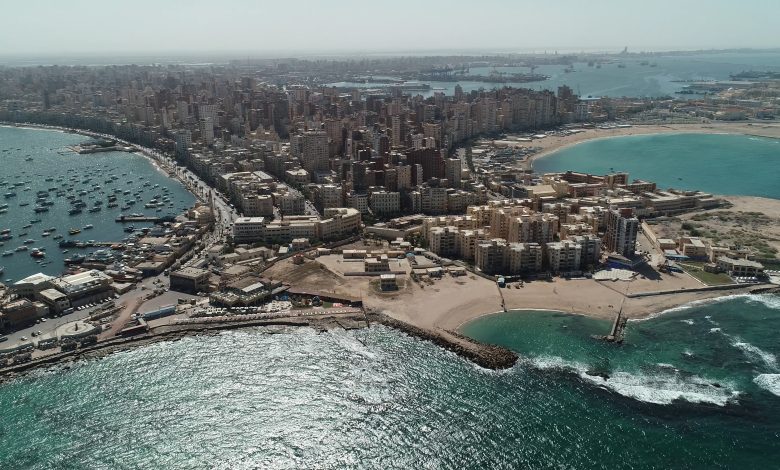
709;328;722;333
527;355;737;406
743;294;780;310
731;339;777;370
631;293;780;323
681;319;694;325
754;374;780;397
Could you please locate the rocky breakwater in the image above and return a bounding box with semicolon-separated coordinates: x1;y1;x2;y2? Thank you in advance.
367;311;518;370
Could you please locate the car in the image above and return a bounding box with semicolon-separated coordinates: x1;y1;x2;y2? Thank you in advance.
36;330;42;336
41;318;47;322
20;336;28;341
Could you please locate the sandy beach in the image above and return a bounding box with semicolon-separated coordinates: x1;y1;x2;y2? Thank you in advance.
362;268;771;333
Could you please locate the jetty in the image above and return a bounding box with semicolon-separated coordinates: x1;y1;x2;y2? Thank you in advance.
594;298;628;343
115;215;161;223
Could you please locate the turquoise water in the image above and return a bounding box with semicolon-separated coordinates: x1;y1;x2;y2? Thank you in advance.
0;296;778;468
0;126;195;281
330;51;780;98
533;133;780;199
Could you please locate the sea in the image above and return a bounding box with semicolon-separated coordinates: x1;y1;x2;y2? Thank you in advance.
0;126;195;282
533;133;780;199
0;295;778;468
328;50;780;98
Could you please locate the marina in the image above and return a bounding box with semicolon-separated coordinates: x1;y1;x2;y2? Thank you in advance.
0;126;196;282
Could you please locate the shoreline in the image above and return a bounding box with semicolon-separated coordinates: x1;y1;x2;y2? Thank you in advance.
0;310;519;383
5;286;777;384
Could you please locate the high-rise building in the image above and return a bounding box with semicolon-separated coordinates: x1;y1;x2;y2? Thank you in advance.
444;158;462;188
300;131;329;176
604;208;638;257
199;117;214;145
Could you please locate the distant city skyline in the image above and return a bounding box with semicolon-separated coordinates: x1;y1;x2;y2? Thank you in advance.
2;0;779;56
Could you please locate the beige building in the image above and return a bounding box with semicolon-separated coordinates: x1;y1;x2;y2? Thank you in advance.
716;257;764;277
507;243;543;274
547;240;582;274
365;255;390;273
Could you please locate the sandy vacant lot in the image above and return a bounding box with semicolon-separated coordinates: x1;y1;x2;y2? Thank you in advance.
650;196;780;262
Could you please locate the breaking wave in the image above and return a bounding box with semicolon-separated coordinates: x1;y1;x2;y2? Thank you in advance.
631;293;780;322
731;339;778;370
754;374;780;397
527;355;739;406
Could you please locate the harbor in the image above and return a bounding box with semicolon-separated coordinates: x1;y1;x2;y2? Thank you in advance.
0;126;196;282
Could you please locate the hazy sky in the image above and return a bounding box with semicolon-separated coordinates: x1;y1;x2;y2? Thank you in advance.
2;0;779;56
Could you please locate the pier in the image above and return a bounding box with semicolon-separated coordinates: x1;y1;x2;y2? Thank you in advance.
594;298;628;343
115;215;161;223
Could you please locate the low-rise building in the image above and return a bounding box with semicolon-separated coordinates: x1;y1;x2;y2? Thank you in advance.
170;267;211;293
50;270;114;306
365;255;390;273
379;274;397;290
716;257;764;277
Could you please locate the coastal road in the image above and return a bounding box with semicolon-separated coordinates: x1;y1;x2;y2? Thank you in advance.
1;297;118;347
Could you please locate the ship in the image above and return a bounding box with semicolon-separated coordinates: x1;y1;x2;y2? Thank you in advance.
30;249;45;258
64;254;85;265
68;228;82;235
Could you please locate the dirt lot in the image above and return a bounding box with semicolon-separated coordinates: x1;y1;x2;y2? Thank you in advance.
650;195;780;262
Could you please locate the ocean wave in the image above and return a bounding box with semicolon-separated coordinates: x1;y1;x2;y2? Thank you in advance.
709;328;722;333
731;339;777;370
526;355;738;406
754;374;780;397
681;319;694;325
631;293;780;322
743;294;780;310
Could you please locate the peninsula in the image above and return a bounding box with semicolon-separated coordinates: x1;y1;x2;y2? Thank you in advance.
1;56;779;379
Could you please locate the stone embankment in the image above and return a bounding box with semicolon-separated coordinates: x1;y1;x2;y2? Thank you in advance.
0;308;519;383
367;311;518;370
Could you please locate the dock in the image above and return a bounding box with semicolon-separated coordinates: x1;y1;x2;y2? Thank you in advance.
115;215;160;223
594;298;628;343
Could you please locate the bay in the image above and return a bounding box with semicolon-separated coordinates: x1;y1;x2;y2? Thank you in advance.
0;126;195;282
532;133;780;199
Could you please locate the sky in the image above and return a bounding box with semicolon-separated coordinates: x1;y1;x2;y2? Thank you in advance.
1;0;779;57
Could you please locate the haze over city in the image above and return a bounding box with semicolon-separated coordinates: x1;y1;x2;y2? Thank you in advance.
1;0;780;57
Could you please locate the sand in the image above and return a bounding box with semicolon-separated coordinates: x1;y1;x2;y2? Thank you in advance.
363;269;763;332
